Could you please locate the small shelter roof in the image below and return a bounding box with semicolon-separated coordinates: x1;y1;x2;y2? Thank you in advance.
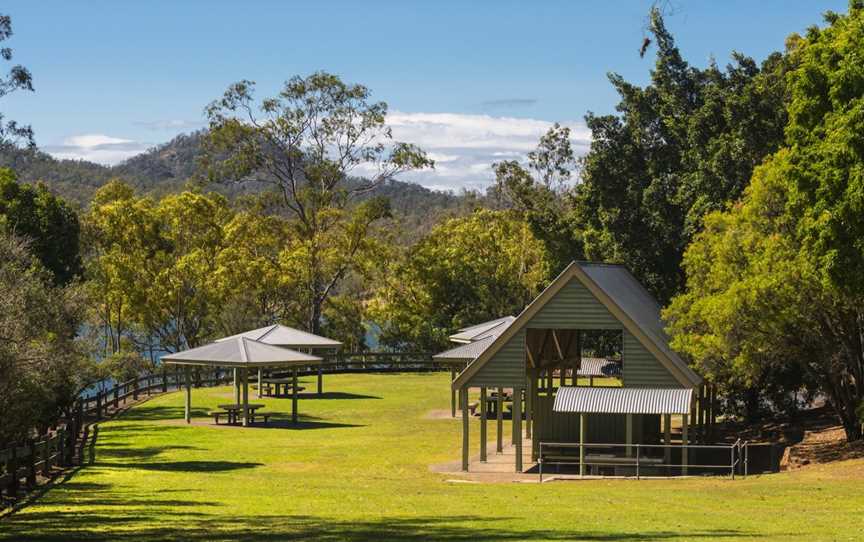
553;386;692;415
448;316;515;344
434;335;498;362
162;337;322;368
217;324;342;350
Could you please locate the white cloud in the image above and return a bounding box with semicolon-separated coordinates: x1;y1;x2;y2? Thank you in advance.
44;133;151;165
385;112;589;192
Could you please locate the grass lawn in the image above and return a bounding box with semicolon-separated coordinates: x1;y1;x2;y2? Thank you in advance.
2;372;863;541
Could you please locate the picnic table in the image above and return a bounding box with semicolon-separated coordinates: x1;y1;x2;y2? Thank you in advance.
485;390;512;418
258;377;305;397
216;403;265;425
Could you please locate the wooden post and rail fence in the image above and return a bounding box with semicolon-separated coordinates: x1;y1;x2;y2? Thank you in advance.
0;351;438;498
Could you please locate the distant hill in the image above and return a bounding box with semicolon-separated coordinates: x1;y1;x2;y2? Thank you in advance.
0;132;480;226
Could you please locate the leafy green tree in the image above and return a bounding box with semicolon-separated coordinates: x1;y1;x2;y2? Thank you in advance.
0;231;90;442
84;182;231;354
204;72;432;335
0;168;82;284
667;3;864;441
0;14;34;148
575;7;791;303
492;123;584;273
370;210;551;351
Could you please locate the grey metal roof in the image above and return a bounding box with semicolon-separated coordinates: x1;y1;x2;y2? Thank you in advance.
162;337;323;367
434;335;497;361
217;324;342;349
577;357;622;377
448;316;515;343
553;386;692;415
436;317;515;361
579;263;695;383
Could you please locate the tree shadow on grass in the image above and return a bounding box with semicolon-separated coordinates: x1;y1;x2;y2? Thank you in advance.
117;405;210;422
240;419;363;431
295;391;382;400
0;512;763;541
107;460;263;473
97;445;203;460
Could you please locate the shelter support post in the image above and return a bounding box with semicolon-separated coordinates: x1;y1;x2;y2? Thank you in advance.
450;368;457;418
184;367;191;424
682;413;689;475
579;412;586;476
513;386;523;473
663;414;671;464
700;385;707;443
317;367;323;396
233;368;240;404
496;387;504;453
525;371;533;441
626;413;633;457
257;369;262;399
709;384;716;442
480;387;487;462
292;369;299;425
242;368;249;427
461;387;469;471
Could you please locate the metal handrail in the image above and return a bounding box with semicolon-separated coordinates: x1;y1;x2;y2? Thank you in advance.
538;440;748;482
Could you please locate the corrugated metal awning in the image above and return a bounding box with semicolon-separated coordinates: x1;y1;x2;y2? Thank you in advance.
553;386;692;415
577;358;622;377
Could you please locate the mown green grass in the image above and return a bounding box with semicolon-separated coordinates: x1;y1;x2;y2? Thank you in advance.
2;372;863;541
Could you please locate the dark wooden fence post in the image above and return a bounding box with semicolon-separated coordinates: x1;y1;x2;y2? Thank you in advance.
95;391;102;420
133;377;139;401
113;386;119;409
6;446;18;496
56;428;65;467
41;438;51;477
25;440;36;487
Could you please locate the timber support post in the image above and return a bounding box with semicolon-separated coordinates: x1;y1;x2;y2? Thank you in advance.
496;387;504;453
513;387;523;473
480;387;487;462
292;369;299;425
461;386;469;471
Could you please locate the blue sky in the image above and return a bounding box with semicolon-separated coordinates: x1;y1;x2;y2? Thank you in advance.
1;0;847;190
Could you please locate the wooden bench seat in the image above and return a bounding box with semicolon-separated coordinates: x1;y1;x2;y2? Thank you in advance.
209;410;233;424
249;412;272;424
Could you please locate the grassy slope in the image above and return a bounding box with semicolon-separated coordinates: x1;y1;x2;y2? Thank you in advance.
2;373;862;541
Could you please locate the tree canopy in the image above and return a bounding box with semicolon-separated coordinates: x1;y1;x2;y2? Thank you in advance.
0;168;82;284
205;72;433;335
370;209;551;351
666;3;864;440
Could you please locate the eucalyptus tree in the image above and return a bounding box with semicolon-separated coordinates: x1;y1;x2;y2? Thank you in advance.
0;14;34;148
204;72;432;334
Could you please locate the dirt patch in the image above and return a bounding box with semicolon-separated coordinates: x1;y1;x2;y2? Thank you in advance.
782;425;864;469
425;409;462;419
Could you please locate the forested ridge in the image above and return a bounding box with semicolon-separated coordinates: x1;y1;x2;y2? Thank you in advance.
2;3;864;445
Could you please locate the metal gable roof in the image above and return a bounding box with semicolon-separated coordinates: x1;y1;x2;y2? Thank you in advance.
451;261;702;390
448;316;515;343
554;386;693;415
162;337;323;367
216;324;342;349
436;317;515;361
